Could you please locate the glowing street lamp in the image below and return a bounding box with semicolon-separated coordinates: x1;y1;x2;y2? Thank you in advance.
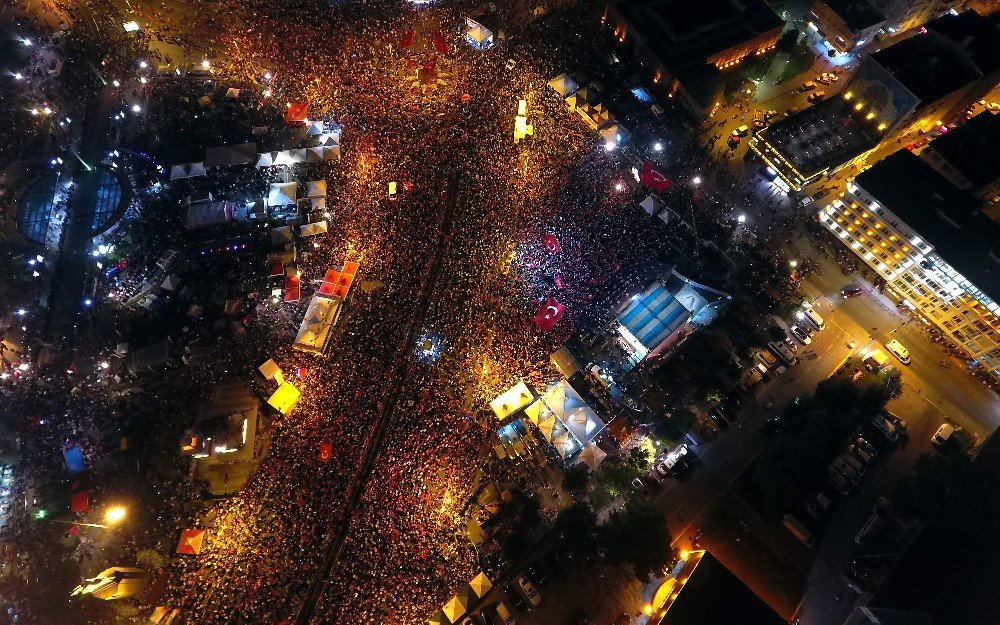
737;214;747;223
692;176;702;185
103;506;127;525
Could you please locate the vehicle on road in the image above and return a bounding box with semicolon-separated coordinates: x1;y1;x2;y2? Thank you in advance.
800;304;825;330
727;134;741;148
931;423;955;448
807;91;826;103
734;124;750;137
631;477;653;500
782;514;814;546
863;349;889;372
840;452;865;476
790;324;812;345
885;339;911;365
486;602;516;625
848;443;874;464
797;195;815;208
801;81;817;91
854;436;878;459
654;445;692;478
882;411;908;437
514;574;542;606
841;284;863;298
871;414;899;442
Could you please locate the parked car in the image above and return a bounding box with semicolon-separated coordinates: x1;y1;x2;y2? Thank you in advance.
804;493;832;519
827;466;851;494
514;575;542;606
631;477;653;500
848;443;874;464
486;602;516;625
799;304;826;330
654;444;692;478
801;81;817;91
734;124;750;137
882;411;908;437
831;457;861;485
706;407;729;430
931;423;955;448
843;560;878;592
841;284;864;298
460;615;486;625
807;91;826;102
840;452;865;476
855;500;890;544
790;324;812;345
870;414;899;442
782;514;814;546
854;436;878;459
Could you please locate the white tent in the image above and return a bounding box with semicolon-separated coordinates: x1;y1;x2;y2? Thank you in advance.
270;226;293;245
267;182;297;206
225;88;241;99
299;221;328;237
578;443;607;469
256;152;276;168
310;197;327;211
553;431;580;458
305;180;327;198
161;274;181;291
306;121;324;135
537;416;558;441
321;145;341;160
547;73;580;97
169;162;207;180
294;294;342;354
641;194;664;215
258;359;281;380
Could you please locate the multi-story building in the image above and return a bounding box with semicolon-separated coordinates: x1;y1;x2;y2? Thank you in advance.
602;0;783;115
819;150;1000;379
807;0;886;54
749;10;1000;190
919;111;1000;207
867;0;962;35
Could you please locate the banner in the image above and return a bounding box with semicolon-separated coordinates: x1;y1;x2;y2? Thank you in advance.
542;234;561;254
318;442;333;462
533;297;565;332
432;32;449;55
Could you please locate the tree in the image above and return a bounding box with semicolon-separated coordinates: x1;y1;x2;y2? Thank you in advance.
136;548;165;572
553;502;599;560
777;28;799;53
600;502;673;580
562;464;590;493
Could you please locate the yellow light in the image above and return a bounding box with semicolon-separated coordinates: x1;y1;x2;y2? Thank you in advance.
877;123;887;131
643;604;653;616
855;102;864;111
680;549;690;559
103;506;127;525
866;112;876;120
843;91;853;100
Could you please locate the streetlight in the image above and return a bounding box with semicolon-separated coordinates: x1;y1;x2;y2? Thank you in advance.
789;260;798;268
653;142;663;152
692;176;702;185
103;506;127;525
737;214;746;223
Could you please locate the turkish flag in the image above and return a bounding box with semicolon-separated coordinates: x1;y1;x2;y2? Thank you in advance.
318;442;333;462
554;275;564;290
639;161;672;194
542;234;561;254
533;297;565;332
432;32;449;55
400;29;415;49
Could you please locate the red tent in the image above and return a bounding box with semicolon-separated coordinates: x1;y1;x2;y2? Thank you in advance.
70;491;90;513
318;442;333;462
533;298;565;332
176;529;207;555
639;161;672;194
542;234;561;254
285;102;309;123
283;273;301;302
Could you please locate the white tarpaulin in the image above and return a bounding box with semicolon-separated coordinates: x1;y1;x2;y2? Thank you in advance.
169;162;207;180
267;182;297;206
553;431;580;458
305;180;327;198
299;221;328;237
640;194;664;215
294;294;341;354
547;73;579;97
185;201;235;229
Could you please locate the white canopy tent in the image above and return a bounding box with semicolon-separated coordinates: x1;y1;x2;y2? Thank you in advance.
300;221;328;237
270;226;293;245
267;182;297;207
305;180;327;198
256;152;275;168
578;443;607;469
293;294;341;354
547;73;580;97
169;162;208;180
640;194;664;215
306;121;324;135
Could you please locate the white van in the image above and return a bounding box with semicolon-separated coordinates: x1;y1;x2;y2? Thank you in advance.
931;423;955;448
801;304;825;330
768;341;796;367
783;514;814;546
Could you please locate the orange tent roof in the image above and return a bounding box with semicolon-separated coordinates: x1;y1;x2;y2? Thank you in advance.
70;491;90;513
285;102;309;123
342;261;360;277
176;529;207;555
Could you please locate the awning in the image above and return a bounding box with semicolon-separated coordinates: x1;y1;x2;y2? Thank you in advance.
441;594;469;623
258;359;281;380
305;180;327;198
469;572;492;597
579;443;607;469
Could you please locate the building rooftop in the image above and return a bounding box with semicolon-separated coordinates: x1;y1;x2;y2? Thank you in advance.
821;0;885;32
663;552;786;625
927;112;1000;187
759;95;881;177
618;0;783;71
856;150;1000;302
869;30;981;105
925;10;1000;77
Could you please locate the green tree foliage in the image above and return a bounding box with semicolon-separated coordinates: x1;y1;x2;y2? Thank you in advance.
601;502;673;580
136;548;165;572
562;464;590;493
553;502;599;560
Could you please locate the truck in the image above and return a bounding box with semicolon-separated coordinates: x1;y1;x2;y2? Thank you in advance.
782;514;814;546
863;349;889;372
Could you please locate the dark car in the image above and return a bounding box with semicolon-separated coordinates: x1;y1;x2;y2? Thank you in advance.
507;587;531;612
841;284;864;298
842;560;879;592
763;415;782;436
706;407;729;430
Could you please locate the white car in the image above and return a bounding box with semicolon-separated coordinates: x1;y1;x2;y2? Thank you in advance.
790;324;812;345
515;575;541;606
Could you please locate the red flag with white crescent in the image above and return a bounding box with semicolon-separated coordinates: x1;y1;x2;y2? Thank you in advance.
318;442;333;462
542;234;561;254
639;161;672;193
432;32;449;55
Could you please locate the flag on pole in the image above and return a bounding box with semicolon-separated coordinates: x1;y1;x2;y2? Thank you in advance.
318;442;333;462
542;234;561;254
639;161;672;193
